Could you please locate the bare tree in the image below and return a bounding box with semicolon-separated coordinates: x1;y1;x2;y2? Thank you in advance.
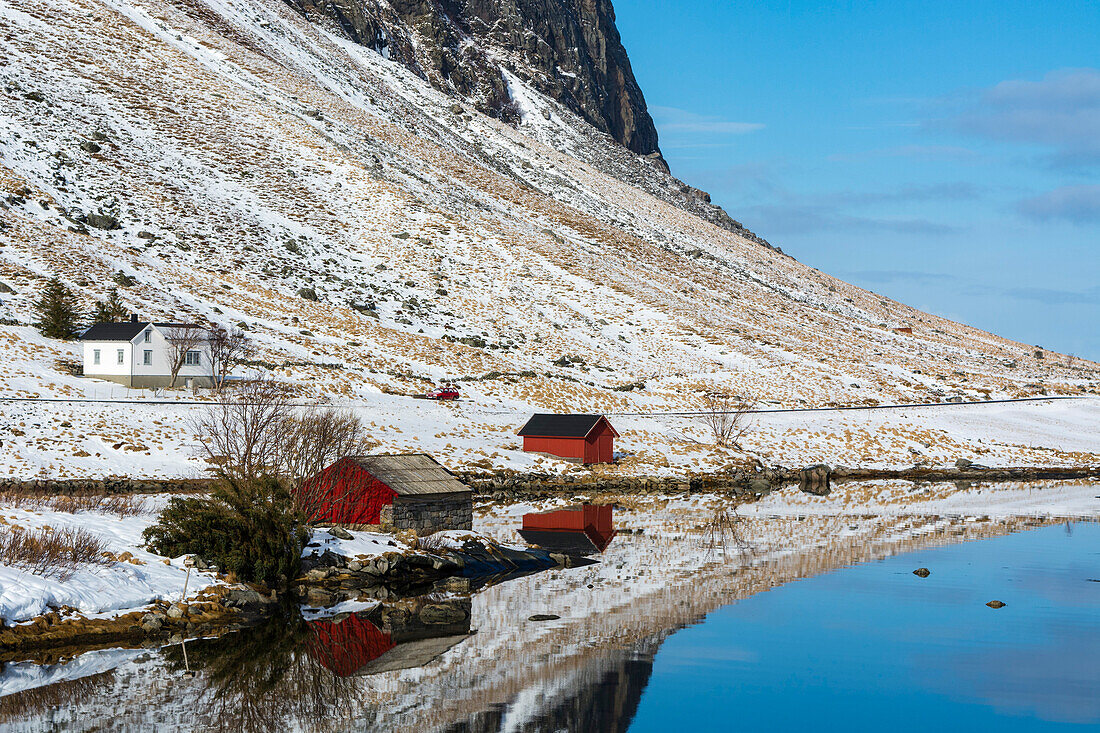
205;327;251;390
192;375;296;480
164;323;207;389
284;408;375;522
700;392;754;448
282;407;373;485
192;376;375;522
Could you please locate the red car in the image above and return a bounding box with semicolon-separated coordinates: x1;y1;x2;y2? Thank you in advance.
425;385;460;400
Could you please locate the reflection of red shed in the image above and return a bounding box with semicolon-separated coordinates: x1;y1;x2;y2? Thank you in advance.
297;453;472;530
519;504;615;554
517;414;618;464
308;614;394;677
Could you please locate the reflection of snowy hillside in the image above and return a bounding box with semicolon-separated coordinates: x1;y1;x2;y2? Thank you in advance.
1;483;1088;730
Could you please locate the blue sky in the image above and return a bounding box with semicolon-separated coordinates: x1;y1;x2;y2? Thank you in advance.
614;1;1100;360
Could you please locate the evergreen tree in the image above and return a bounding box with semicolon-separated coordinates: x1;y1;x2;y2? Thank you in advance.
33;276;83;340
92;287;128;323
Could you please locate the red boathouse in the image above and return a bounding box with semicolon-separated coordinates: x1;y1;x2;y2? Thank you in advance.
517;414;619;464
297;453;472;532
519;504;615;554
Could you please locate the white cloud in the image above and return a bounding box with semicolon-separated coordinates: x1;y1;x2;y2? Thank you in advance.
1017;184;1100;223
650;106;764;135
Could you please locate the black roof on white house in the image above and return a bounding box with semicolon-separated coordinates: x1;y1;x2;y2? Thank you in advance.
517;414;618;438
79;322;150;341
79;321;203;341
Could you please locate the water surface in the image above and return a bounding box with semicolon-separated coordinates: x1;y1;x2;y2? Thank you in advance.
1;519;1096;731
630;522;1100;731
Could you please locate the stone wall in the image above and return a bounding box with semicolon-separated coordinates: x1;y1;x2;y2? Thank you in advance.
0;477;213;494
392;495;472;533
455;468;795;501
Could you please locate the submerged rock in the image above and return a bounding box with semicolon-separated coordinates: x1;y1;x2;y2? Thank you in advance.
419;603;467;625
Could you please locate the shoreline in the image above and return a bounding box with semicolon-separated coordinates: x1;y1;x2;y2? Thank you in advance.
1;464;1096;498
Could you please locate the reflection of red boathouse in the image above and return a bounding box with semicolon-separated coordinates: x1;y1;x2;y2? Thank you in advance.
519;504;615;554
309;614;395;677
307;599;473;677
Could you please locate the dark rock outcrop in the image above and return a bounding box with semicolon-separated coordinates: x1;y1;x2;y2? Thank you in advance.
285;0;660;155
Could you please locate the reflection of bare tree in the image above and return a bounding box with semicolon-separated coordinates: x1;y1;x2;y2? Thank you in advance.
161;610;364;733
699;506;755;561
0;669;116;723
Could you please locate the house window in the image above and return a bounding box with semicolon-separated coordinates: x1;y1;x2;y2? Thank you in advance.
143;350;152;366
185;350;201;366
144;330;152;343
116;349;125;365
93;349;100;365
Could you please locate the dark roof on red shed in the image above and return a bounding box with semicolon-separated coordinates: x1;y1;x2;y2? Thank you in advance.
346;453;470;496
517;414;618;438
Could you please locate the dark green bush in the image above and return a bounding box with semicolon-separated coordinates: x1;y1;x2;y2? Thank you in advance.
143;477;308;586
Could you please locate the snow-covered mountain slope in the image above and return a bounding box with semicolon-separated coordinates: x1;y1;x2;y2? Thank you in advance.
0;0;1097;477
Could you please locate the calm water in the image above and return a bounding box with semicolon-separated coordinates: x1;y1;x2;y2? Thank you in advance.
0;521;1096;731
630;522;1100;732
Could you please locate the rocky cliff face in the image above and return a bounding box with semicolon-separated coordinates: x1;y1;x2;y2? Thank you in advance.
285;0;660;156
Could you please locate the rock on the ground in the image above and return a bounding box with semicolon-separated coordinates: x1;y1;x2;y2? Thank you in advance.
327;526;353;540
798;464;831;496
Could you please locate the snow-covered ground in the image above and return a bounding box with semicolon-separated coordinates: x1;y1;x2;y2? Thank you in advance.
2;389;1098;479
0;496;219;624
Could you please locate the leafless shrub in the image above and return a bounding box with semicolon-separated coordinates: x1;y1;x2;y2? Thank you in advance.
700;392;754;448
164;323;207;388
0;526;113;580
699;507;754;561
414;532;449;552
0;492;48;511
285;408;376;523
0;491;145;517
49;493;147;517
205;327;251;390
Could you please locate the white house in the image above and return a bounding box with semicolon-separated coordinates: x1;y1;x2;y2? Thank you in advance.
79;317;214;389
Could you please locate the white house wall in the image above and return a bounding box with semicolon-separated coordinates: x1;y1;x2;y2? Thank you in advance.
83;326;214;389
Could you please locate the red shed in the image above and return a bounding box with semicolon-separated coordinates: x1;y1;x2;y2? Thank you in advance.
517;414;619;464
297;453;472;531
519;504;615;554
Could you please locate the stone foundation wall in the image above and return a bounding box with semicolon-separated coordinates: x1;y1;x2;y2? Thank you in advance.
392;496;472;533
84;374;215;389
